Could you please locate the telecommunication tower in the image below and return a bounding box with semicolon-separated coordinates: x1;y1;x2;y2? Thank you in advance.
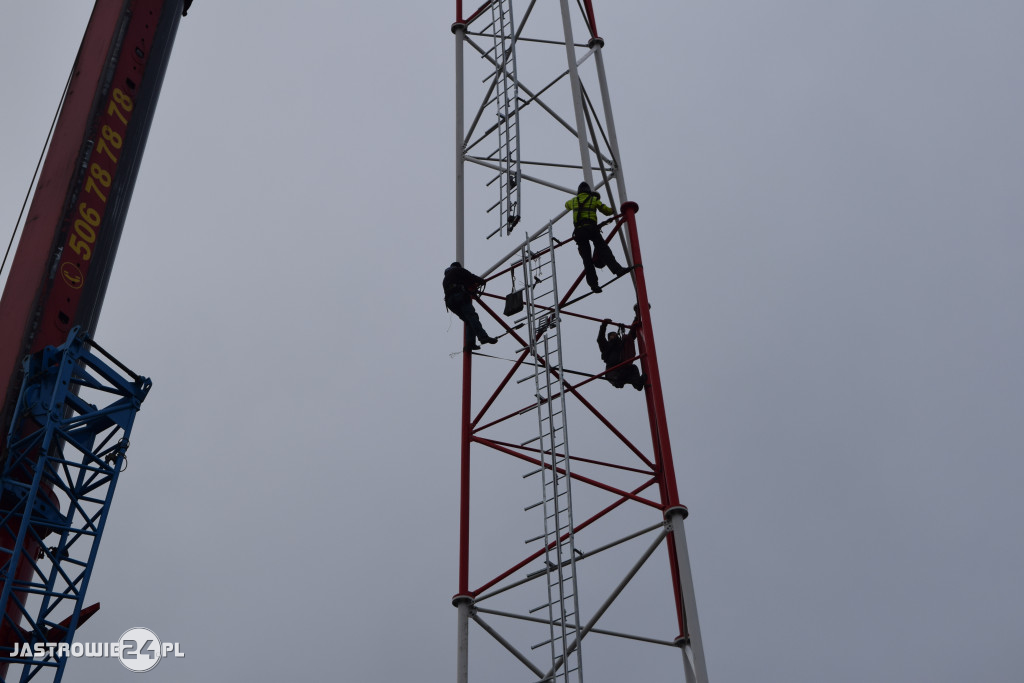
451;2;709;682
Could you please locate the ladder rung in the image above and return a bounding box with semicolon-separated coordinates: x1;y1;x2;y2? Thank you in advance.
530;271;552;284
523;467;544;479
546;507;569;520
525;491;562;512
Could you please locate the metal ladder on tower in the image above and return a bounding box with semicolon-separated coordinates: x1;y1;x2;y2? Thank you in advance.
485;0;521;238
517;228;584;683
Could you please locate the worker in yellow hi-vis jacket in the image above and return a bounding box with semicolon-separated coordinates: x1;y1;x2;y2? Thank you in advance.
564;182;628;294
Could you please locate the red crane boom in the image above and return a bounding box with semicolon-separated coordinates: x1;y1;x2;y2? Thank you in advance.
0;0;190;673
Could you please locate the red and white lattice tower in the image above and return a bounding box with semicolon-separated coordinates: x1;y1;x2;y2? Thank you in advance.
451;2;709;682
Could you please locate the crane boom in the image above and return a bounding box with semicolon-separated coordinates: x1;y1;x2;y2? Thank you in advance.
0;1;189;676
0;0;183;429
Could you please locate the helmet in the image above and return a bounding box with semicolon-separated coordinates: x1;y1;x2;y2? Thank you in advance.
577;182;591;194
450;261;462;269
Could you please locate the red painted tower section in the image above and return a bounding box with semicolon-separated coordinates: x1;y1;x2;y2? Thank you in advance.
451;2;709;682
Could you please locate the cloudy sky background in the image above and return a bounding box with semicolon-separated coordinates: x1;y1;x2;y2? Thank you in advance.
1;2;1023;682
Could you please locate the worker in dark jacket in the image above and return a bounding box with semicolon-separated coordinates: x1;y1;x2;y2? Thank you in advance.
597;318;646;391
565;182;628;293
443;262;499;351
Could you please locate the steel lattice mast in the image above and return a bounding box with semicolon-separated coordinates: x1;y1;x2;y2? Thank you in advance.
452;2;708;682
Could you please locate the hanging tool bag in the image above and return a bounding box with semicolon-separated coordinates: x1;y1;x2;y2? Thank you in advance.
503;289;524;316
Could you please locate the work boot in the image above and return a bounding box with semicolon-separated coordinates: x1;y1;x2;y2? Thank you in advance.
482;336;499;345
634;374;648;391
465;343;481;352
590;285;602;294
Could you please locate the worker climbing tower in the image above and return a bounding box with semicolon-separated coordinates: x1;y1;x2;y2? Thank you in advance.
451;2;709;683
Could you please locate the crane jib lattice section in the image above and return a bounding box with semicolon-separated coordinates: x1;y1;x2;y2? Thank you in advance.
0;328;150;683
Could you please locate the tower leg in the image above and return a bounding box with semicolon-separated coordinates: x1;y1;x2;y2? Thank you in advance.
668;508;709;683
453;21;466;263
455;596;472;683
559;0;593;184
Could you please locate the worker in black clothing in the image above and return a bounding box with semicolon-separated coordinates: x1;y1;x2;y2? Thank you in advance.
443;262;499;351
597;318;646;391
565;182;629;294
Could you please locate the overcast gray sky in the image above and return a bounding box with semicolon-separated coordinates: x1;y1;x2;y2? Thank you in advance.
2;2;1023;682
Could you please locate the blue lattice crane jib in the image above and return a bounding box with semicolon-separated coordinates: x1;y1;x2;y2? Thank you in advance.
3;328;151;473
0;327;150;679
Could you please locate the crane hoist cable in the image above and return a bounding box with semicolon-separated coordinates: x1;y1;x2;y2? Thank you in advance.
1;66;74;281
